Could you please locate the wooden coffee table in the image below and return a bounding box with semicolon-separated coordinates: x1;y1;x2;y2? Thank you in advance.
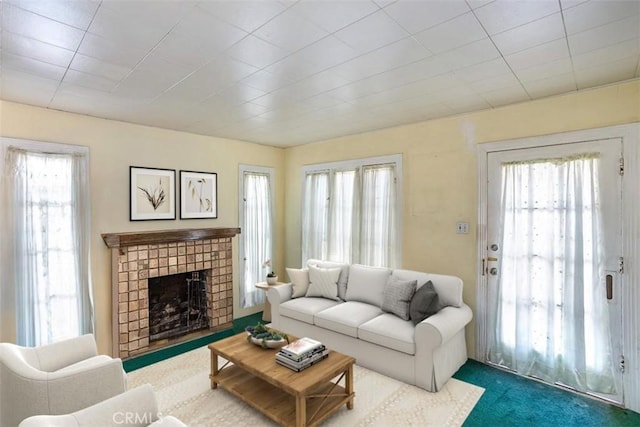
208;332;355;427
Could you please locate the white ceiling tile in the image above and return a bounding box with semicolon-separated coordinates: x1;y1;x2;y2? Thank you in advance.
332;37;430;81
113;57;194;99
204;83;267;107
0;68;59;106
574;56;638;89
77;33;148;68
466;0;495;9
481;84;530;107
521;72;576;98
241;69;295;92
563;0;640;35
290;0;380;33
437;38;500;70
445;94;492;114
170;5;248;51
454;58;512;83
224;35;288;69
89;6;174;51
6;0;100;29
505;38;570;70
491;12;565;56
515;57;574;82
572;39;640;70
62;69;118;92
2;51;67;80
69;54;133;81
253;9;328;52
2;30;74;67
383;0;469;34
474;0;560;35
294;35;359;69
335;9;409;54
196;1;287;33
469;72;522;93
3;4;84;50
414;12;487;54
560;0;589;10
278;69;351;100
568;15;640;55
301;94;346;109
264;55;325;82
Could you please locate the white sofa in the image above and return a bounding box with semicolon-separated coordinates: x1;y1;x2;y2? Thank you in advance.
268;260;473;392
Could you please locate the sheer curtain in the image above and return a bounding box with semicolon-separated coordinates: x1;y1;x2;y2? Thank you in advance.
2;146;93;346
361;165;396;267
488;154;616;394
241;171;272;308
301;171;329;262
301;162;397;268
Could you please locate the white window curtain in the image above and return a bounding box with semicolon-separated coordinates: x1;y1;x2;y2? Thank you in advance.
302;161;398;268
241;171;273;308
2;147;93;346
488;154;615;394
361;164;396;267
301;171;329;262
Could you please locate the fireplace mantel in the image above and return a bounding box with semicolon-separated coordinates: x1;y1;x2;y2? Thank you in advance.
102;227;241;248
103;227;240;358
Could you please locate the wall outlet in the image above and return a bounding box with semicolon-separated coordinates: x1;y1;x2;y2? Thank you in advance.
456;222;469;234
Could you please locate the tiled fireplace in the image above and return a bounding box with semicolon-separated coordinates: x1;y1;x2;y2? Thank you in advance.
102;228;240;358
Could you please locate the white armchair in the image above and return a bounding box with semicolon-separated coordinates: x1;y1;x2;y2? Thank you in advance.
0;334;127;427
18;384;186;427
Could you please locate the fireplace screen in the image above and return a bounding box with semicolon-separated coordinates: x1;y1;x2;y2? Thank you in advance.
149;270;209;342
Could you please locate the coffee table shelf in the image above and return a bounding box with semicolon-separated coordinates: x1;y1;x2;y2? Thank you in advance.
209;332;355;427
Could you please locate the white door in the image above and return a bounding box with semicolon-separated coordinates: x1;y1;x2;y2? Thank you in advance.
485;138;624;404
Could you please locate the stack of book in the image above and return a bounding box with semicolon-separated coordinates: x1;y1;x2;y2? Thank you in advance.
276;337;328;372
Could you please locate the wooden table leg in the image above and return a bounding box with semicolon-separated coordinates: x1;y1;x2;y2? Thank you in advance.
346;364;354;410
296;394;306;427
210;348;218;389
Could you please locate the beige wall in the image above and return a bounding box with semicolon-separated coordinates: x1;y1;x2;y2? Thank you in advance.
2;80;638;357
284;80;640;358
0;100;286;354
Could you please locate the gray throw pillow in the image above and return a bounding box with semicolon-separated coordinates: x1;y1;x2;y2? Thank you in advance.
409;280;440;325
381;276;417;321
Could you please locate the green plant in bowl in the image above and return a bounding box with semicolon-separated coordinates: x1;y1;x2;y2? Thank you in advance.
245;323;289;348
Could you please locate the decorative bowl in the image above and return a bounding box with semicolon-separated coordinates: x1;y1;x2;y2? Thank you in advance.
266;276;278;285
249;335;287;349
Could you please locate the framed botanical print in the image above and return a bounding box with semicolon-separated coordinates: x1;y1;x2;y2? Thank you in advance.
130;166;176;221
180;170;218;219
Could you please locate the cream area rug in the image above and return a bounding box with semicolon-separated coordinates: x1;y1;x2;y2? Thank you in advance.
127;347;484;426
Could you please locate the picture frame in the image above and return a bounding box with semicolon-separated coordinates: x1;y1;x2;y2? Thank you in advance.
180;170;218;219
130;166;176;221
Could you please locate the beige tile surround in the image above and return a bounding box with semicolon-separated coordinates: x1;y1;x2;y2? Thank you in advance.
103;229;239;359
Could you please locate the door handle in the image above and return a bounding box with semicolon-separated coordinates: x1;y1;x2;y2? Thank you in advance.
489;267;498;276
606;274;613;300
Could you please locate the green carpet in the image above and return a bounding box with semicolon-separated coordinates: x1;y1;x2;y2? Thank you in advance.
455;359;640;426
125;314;640;426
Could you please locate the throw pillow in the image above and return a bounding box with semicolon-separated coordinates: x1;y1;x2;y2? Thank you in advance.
381;276;417;321
305;265;341;300
409;280;441;325
286;267;310;298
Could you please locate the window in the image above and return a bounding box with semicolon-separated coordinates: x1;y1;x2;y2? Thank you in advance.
301;155;402;268
1;139;93;346
239;166;274;309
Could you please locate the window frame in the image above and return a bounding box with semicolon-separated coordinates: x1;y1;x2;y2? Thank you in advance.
300;154;403;267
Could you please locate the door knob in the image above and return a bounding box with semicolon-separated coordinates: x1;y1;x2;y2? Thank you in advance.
489;267;498;276
490;244;499;251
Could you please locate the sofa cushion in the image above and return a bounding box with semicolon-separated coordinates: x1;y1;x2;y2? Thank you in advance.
409;280;440;325
280;297;341;324
306;265;341;300
359;313;415;355
314;301;382;338
286;267;309;298
381;276;417;321
391;269;463;308
345;264;391;307
307;259;350;300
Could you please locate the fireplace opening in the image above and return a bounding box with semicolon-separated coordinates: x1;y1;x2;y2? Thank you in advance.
149;270;209;342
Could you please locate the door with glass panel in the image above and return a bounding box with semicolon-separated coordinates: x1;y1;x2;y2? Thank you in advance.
485;139;624;404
